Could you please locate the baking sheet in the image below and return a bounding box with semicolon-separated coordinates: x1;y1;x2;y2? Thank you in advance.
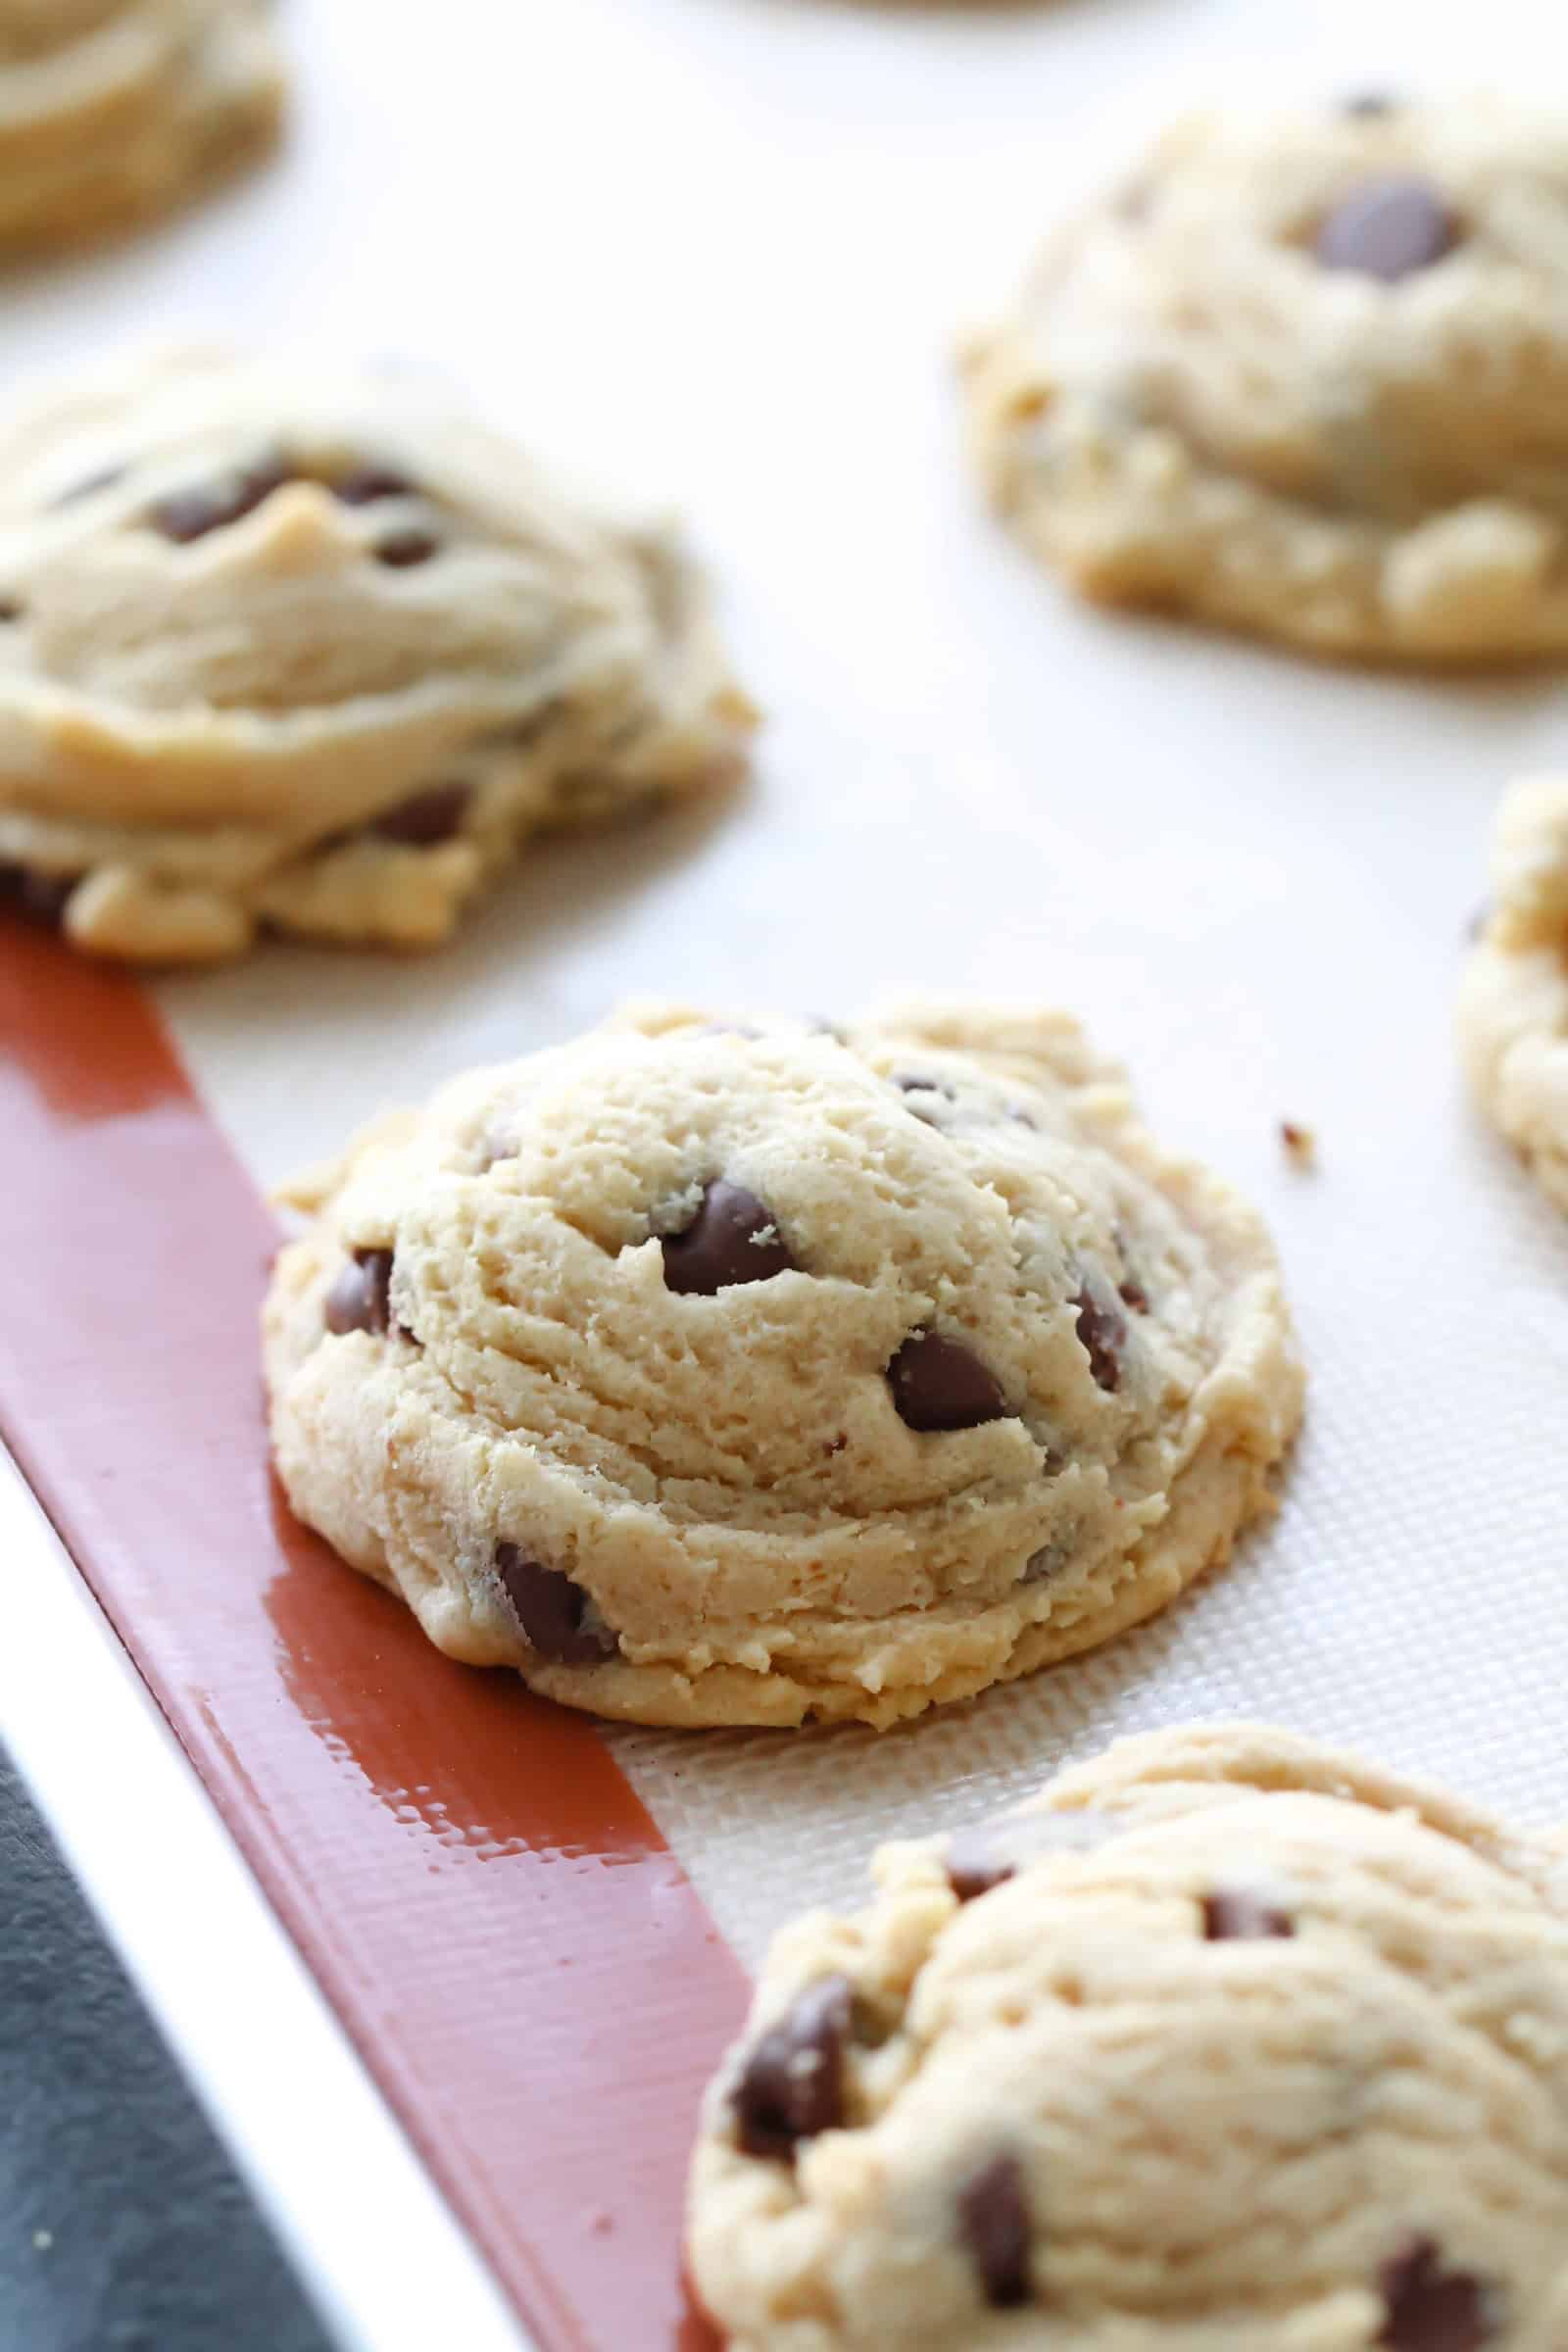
163;0;1568;1925
5;0;1567;2343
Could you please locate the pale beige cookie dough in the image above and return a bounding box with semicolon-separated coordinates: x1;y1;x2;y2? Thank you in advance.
689;1722;1568;2350
0;2;284;256
263;1002;1301;1731
1458;776;1568;1211
0;350;755;960
965;97;1568;664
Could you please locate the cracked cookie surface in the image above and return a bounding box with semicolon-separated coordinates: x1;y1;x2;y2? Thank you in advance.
0;349;754;960
688;1722;1568;2349
1458;776;1568;1212
965;97;1568;663
0;2;284;256
263;1002;1300;1730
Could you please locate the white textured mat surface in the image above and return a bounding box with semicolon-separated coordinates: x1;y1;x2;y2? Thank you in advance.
11;0;1563;1972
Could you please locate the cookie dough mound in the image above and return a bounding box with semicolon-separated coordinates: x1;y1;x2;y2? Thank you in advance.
1458;776;1568;1211
0;350;755;960
0;2;284;256
689;1722;1568;2348
965;97;1568;664
263;1002;1301;1730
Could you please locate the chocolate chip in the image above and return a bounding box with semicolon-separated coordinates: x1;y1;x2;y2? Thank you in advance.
1315;178;1457;280
662;1180;796;1295
0;599;21;622
957;2155;1032;2308
334;464;415;506
946;1832;1016;1904
1344;91;1397;119
375;527;439;568
731;1976;853;2160
887;1329;1007;1433
151;455;295;544
1072;1289;1126;1393
1378;2237;1496;2351
51;462;126;508
494;1543;616;1664
1201;1889;1295;1941
323;1247;394;1337
370;781;472;846
0;864;74;927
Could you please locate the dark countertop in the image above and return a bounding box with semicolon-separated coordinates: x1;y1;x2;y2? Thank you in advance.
0;1742;335;2352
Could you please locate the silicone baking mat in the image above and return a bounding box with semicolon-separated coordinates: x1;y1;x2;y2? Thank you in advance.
4;1;1567;2347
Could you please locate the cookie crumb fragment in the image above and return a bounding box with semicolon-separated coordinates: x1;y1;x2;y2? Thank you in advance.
1279;1121;1317;1168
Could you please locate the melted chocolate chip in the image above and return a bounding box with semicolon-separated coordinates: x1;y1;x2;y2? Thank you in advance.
1378;2237;1495;2351
151;455;295;544
732;1977;853;2160
370;781;472;846
334;465;415;506
323;1247;394;1337
946;1832;1016;1904
495;1543;616;1664
887;1329;1007;1433
1201;1889;1295;1941
662;1180;796;1296
375;527;439;568
1316;178;1457;281
957;2155;1032;2309
1073;1289;1126;1394
0;599;21;622
0;864;74;927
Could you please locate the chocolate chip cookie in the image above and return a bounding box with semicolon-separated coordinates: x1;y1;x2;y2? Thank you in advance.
689;1722;1568;2347
1458;776;1568;1212
0;2;284;256
965;97;1568;663
0;350;755;960
263;1003;1301;1730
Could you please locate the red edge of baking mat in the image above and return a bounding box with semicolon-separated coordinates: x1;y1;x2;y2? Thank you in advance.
0;923;741;2352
